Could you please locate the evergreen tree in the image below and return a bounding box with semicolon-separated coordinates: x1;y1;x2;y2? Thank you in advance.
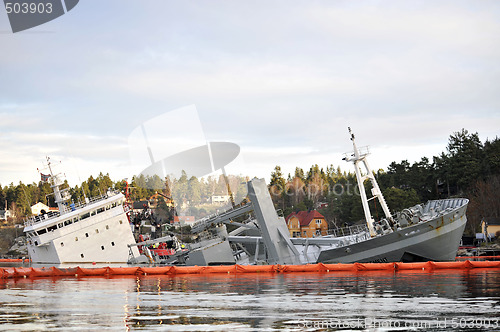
483;137;500;176
188;176;201;205
435;129;484;195
269;165;286;208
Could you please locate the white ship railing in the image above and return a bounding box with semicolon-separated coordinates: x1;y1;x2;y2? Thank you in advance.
327;224;369;238
24;192;121;227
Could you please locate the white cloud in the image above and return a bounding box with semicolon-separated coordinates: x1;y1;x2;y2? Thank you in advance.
0;1;499;186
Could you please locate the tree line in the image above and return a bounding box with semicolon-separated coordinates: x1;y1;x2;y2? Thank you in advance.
1;128;498;235
0;170;248;222
268;129;500;235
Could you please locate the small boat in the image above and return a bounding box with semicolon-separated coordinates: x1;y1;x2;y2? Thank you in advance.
23;158;139;264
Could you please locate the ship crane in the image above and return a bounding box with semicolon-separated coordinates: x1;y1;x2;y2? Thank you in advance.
343;128;393;237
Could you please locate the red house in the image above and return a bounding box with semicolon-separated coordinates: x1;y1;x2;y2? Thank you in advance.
285;210;328;238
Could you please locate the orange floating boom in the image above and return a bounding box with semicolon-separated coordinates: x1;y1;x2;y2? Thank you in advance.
1;261;500;279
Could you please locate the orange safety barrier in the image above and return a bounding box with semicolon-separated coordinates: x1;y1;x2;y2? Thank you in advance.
280;263;328;273
76;267;109;276
354;262;395;271
467;260;500;268
235;264;277;273
323;263;357;271
169;265;204;274
395;262;431;270
1;261;499;280
139;266;173;275
107;267;140;275
0;258;29;263
198;265;237;274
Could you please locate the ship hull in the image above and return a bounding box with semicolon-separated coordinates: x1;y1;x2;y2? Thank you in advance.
25;194;139;265
316;200;468;263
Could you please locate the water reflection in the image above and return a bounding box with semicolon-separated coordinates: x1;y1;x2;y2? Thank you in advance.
0;269;499;331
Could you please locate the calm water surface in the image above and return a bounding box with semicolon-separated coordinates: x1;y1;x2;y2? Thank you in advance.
0;269;499;331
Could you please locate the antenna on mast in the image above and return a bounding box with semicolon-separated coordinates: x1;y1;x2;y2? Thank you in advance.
343;128;393;237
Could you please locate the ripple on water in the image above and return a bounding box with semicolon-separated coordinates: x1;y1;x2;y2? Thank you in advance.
0;269;498;331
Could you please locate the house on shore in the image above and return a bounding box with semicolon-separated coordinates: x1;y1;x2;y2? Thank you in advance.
0;209;14;221
31;202;58;215
173;215;196;226
285;210;328;238
481;217;500;239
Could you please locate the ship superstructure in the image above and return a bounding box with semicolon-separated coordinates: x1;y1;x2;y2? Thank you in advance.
24;158;139;264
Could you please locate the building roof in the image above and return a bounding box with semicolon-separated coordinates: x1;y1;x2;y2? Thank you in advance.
286;210;325;227
482;217;500;226
173;216;196;224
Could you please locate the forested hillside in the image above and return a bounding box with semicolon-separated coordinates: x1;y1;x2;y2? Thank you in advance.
1;129;498;235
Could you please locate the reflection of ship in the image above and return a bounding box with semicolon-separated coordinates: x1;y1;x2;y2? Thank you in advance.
23;158;139;264
185;130;469;265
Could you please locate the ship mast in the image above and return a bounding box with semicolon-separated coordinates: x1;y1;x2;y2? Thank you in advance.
344;128;392;237
46;157;70;215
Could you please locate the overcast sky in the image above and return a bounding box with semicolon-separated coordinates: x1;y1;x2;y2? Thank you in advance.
1;0;499;186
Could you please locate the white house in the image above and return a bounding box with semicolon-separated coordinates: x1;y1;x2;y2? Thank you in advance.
211;195;230;204
0;210;13;221
31;202;57;215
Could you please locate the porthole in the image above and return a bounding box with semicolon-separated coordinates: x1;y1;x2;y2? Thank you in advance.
106;225;109;230
101;245;105;250
81;253;84;258
60;242;64;247
75;237;78;241
119;220;123;224
111;242;115;246
95;229;99;234
85;233;89;238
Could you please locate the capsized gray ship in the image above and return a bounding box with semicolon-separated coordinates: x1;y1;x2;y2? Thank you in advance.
179;129;469;266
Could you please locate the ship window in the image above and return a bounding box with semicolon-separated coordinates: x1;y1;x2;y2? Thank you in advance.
97;207;105;214
81;212;90;220
34;241;38;246
81;253;84;258
105;225;109;230
38;229;47;235
111;242;115;246
60;242;64;247
101;245;105;250
48;225;57;232
90;210;96;216
95;229;99;234
64;220;73;226
58;222;63;228
85;233;89;238
106;205;111;210
73;217;79;223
